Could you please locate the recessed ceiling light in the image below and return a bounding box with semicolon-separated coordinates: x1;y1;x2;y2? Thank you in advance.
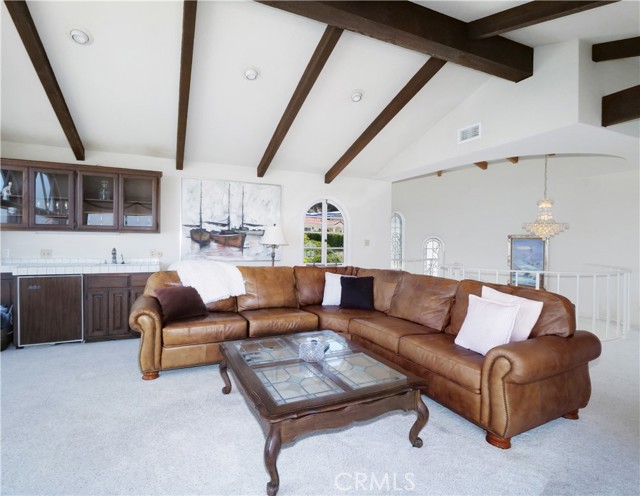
351;90;364;103
243;67;260;81
69;28;92;46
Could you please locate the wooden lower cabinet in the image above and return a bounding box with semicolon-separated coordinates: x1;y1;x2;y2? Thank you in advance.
17;275;83;346
84;273;151;341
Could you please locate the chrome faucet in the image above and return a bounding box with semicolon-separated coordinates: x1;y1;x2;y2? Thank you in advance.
111;248;117;264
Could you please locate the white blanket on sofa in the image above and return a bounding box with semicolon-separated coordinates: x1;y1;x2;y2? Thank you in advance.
169;260;246;304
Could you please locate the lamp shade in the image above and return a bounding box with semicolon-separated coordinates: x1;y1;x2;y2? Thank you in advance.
260;224;288;246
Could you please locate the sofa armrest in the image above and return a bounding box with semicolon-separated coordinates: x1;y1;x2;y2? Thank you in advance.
480;330;601;440
129;295;164;379
482;331;602;385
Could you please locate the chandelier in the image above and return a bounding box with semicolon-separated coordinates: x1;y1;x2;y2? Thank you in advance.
523;154;569;239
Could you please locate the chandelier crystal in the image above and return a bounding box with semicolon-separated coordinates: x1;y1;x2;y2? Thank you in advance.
523;155;569;240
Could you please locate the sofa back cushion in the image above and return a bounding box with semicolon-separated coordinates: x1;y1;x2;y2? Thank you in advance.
445;279;576;338
355;268;405;313
237;266;298;311
388;273;458;330
293;265;359;306
144;270;236;312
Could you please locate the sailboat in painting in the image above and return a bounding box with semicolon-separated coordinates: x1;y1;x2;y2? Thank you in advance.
208;183;246;249
185;182;211;248
235;186;265;237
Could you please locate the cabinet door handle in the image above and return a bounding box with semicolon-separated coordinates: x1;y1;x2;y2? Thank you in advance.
27;285;41;290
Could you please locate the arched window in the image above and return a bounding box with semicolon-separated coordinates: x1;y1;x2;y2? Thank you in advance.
423;237;444;276
390;212;404;269
304;200;346;265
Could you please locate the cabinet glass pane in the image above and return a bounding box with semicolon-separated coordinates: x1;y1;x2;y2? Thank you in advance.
122;177;153;228
1;168;25;225
81;174;115;227
33;171;71;226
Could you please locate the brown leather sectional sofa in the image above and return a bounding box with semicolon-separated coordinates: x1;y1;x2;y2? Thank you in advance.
129;265;602;448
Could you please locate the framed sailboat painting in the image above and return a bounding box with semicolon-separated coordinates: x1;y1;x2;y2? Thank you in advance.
180;178;281;261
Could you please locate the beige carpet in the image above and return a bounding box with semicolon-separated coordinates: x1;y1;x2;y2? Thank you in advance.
1;330;638;496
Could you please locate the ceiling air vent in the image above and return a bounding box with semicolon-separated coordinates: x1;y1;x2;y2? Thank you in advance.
458;122;481;144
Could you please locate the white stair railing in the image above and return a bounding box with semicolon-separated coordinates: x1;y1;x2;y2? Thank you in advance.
393;259;630;341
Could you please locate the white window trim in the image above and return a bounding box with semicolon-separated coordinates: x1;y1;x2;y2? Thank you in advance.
301;197;350;266
422;236;445;276
391;211;405;270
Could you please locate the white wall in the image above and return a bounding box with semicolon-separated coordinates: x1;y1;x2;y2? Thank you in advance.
0;142;392;269
392;154;639;328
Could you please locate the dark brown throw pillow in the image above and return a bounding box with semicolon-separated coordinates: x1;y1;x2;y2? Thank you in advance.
155;286;208;323
340;276;374;311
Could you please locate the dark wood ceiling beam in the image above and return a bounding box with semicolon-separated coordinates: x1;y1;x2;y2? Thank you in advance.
176;0;198;171
4;0;85;160
474;161;488;170
602;84;640;126
468;1;618;40
593;36;640;62
257;26;343;178
324;57;446;184
258;1;533;82
507;157;519;164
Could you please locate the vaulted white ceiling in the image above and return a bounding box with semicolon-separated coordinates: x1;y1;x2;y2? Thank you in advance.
2;1;639;182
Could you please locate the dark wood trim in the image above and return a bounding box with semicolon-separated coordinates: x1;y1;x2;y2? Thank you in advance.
602;84;640;126
1;157;163;178
257;26;343;177
176;0;198;171
4;0;85;160
593;36;640;62
468;1;617;40
258;1;533;82
324;57;446;184
474;161;488;170
506;157;519;164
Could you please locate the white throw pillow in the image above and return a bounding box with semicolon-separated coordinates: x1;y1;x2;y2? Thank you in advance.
481;286;544;342
454;295;520;356
322;272;343;306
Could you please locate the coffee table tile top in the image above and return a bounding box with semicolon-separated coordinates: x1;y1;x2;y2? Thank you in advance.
234;331;409;406
238;337;296;365
256;363;344;405
236;330;349;366
324;353;406;390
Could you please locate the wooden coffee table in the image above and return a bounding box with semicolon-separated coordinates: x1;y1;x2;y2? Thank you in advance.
219;330;429;496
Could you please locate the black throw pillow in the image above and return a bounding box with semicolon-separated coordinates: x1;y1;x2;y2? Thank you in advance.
340;276;374;310
155;286;208;324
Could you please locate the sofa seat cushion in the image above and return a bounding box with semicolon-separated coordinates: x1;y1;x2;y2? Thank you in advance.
162;312;247;347
399;334;483;393
239;308;318;338
303;305;383;333
349;316;440;354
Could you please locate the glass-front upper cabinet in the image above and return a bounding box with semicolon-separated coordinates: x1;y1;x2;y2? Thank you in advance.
77;171;118;230
120;175;158;231
30;168;75;229
0;164;27;229
0;158;161;232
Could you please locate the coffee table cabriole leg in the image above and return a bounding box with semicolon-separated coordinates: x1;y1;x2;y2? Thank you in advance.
264;424;282;496
219;359;232;394
409;391;429;448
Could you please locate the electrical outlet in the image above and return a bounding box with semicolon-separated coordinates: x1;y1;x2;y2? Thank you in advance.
40;249;53;258
150;249;163;258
